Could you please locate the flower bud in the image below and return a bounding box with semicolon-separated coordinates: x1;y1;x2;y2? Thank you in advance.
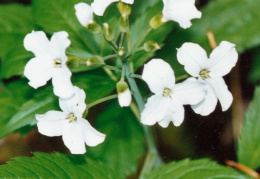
149;13;165;29
66;55;80;68
117;1;131;16
117;81;132;107
86;56;104;66
103;23;114;41
144;41;161;52
117;47;126;57
87;22;101;34
119;14;129;32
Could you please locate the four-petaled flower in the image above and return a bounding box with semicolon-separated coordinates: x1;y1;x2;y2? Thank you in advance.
141;59;205;127
91;0;134;16
36;86;106;154
177;41;238;116
162;0;202;29
24;31;74;98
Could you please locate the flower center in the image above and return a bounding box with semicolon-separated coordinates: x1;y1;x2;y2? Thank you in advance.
163;87;172;97
53;58;62;68
199;69;210;80
66;113;77;123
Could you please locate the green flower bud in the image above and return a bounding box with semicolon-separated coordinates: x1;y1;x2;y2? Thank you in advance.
117;1;131;16
103;23;115;41
87;21;101;34
117;47;126;57
149;13;165;29
144;41;161;52
119;14;129;33
66;55;80;68
86;56;104;66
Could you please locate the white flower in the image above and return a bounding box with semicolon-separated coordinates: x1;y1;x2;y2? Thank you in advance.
118;89;132;107
36;86;106;154
177;41;238;116
24;31;74;98
141;59;205;127
75;3;94;27
91;0;134;16
162;0;202;29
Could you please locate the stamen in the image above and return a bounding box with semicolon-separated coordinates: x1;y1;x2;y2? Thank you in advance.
66;113;77;123
53;58;62;67
199;69;210;80
163;87;172;97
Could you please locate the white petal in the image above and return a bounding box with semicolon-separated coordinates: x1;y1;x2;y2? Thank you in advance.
91;0;118;16
78;118;106;147
50;31;71;63
191;84;218;116
24;57;53;89
208;41;238;77
52;67;74;98
59;86;87;116
24;31;54;58
36;111;66;137
162;0;202;29
177;43;208;77
118;89;132;107
173;77;205;105
142;59;175;94
122;0;134;4
141;95;171;126
158;101;185;127
62;121;86;154
75;3;94;26
206;77;233;111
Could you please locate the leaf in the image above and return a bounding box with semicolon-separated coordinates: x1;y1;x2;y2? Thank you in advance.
249;48;260;83
238;86;260;170
0;73;116;139
0;152;121;179
0;4;34;79
157;0;260;76
88;103;145;178
145;159;251;179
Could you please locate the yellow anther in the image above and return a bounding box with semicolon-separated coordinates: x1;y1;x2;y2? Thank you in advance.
199;69;211;80
163;88;172;97
66;113;77;123
53;58;62;67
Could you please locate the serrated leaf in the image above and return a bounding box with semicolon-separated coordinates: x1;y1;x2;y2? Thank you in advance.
145;159;251;179
0;73;116;138
88;103;145;178
0;152;121;179
0;4;34;78
238;86;260;170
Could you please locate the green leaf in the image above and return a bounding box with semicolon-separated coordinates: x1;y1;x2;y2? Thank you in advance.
0;4;34;78
88;103;145;178
238;86;260;170
0;152;121;179
249;48;260;83
0;73;116;139
158;0;260;76
145;159;251;179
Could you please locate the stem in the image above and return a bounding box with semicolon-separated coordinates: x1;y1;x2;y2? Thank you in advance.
133;27;152;50
103;67;118;81
175;74;189;82
103;54;118;60
129;73;143;81
87;94;118;109
119;32;125;47
126;25;131;51
121;65;126;81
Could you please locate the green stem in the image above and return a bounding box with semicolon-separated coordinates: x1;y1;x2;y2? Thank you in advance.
103;67;118;81
126;26;131;51
176;74;189;82
132;27;152;50
119;32;125;47
103;54;118;60
129;73;143;81
121;65;126;81
87;94;118;109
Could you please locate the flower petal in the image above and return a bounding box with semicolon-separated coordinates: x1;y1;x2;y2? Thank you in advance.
91;0;118;16
162;0;202;29
59;86;87;116
141;94;171;126
206;77;233;111
50;31;71;63
52;67;74;98
177;43;208;77
122;0;134;4
173;77;205;105
78;118;106;147
62;121;86;154
24;31;53;58
208;41;238;77
36;111;66;137
142;59;175;94
24;57;53;89
75;3;94;27
118;89;132;107
191;84;218;116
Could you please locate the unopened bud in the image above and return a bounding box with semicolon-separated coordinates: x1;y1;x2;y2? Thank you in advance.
86;56;104;66
117;1;131;16
117;81;131;107
149;13;165;29
117;47;126;57
66;55;80;68
144;41;161;52
119;14;129;32
87;21;101;34
103;23;114;41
